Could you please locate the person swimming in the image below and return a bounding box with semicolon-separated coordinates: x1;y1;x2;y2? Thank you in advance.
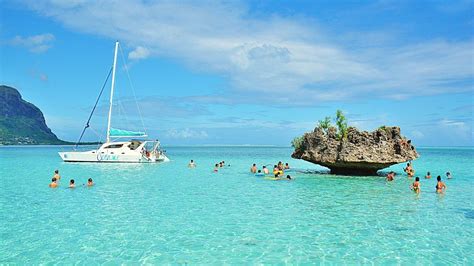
87;178;94;187
250;164;257;173
277;161;283;170
263;165;269;174
286;175;292;180
53;169;61;181
273;165;278;173
446;172;452;179
255;169;264;176
410;177;421;193
436;176;447;193
188;160;196;168
49;177;58;188
214;164;219;172
386;171;395;181
284;163;290;170
69;179;75;188
425;172;431;179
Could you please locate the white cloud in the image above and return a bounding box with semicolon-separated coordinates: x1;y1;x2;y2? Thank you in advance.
21;1;474;104
128;46;150;60
9;33;55;53
410;130;424;139
166;128;208;139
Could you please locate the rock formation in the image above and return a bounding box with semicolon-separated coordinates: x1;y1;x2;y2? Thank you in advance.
291;126;418;175
0;85;66;145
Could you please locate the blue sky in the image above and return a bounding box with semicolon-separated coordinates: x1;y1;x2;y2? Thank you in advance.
1;0;473;146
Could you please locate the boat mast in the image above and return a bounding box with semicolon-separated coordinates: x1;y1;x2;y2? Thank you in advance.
106;41;119;143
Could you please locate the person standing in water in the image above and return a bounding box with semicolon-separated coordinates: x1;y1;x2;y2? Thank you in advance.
188;160;196;168
250;164;257;173
87;178;94;187
436;176;447;193
53;170;61;181
284;163;290;170
263;166;269;174
49;177;58;188
69;179;75;188
410;177;421;193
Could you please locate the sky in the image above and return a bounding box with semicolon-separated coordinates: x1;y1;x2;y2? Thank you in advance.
0;0;473;146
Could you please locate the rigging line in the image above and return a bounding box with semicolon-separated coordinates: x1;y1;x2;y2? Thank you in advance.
74;67;113;150
118;44;147;134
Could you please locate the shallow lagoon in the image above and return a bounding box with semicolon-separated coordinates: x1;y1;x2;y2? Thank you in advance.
0;146;473;264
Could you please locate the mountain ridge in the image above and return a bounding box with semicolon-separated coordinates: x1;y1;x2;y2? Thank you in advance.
0;85;67;145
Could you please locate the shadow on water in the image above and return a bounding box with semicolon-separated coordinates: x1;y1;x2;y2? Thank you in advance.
458;208;474;219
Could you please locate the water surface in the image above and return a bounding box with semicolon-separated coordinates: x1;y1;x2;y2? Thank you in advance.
0;146;473;264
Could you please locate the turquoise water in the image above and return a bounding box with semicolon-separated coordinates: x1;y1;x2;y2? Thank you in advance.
1;146;473;264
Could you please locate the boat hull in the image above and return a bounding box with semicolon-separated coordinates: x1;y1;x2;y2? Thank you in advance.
58;150;169;163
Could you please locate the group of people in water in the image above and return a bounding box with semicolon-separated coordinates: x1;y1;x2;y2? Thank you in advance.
386;162;450;194
48;170;94;188
250;161;292;180
213;161;229;172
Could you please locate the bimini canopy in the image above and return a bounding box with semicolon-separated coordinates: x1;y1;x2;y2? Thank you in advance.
109;128;147;138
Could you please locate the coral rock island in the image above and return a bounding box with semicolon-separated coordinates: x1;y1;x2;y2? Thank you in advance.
292;126;419;176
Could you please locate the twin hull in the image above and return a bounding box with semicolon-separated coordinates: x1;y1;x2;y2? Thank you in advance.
58;150;168;163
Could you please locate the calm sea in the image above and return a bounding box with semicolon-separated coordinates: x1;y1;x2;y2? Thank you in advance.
0;146;473;264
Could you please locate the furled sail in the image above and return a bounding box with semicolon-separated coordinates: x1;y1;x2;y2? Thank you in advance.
109;128;147;137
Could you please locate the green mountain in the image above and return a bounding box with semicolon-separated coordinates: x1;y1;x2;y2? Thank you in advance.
0;85;67;145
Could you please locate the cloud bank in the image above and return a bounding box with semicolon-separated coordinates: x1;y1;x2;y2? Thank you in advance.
22;1;473;105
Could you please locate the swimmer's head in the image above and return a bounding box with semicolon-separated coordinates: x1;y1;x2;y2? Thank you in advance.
215;164;218;167
427;172;430;175
52;177;57;182
285;163;288;166
88;178;93;182
263;166;266;168
54;170;59;174
286;175;291;179
415;177;420;181
437;176;441;181
70;179;75;184
274;173;279;177
252;163;256;166
190;160;194;163
257;170;261;173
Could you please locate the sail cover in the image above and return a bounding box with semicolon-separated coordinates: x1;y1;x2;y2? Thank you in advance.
109;128;147;137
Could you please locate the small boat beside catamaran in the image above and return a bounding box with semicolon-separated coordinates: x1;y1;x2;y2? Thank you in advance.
59;41;169;163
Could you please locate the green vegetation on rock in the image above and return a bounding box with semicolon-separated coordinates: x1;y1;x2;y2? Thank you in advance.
291;135;304;151
0;85;67;145
335;110;348;140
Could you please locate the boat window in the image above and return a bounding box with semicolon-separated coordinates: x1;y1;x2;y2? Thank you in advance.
128;141;142;150
104;144;123;149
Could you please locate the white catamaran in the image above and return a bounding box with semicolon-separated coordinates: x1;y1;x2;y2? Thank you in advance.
59;41;169;163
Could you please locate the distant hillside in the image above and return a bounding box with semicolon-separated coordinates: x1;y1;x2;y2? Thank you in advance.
0;85;67;145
